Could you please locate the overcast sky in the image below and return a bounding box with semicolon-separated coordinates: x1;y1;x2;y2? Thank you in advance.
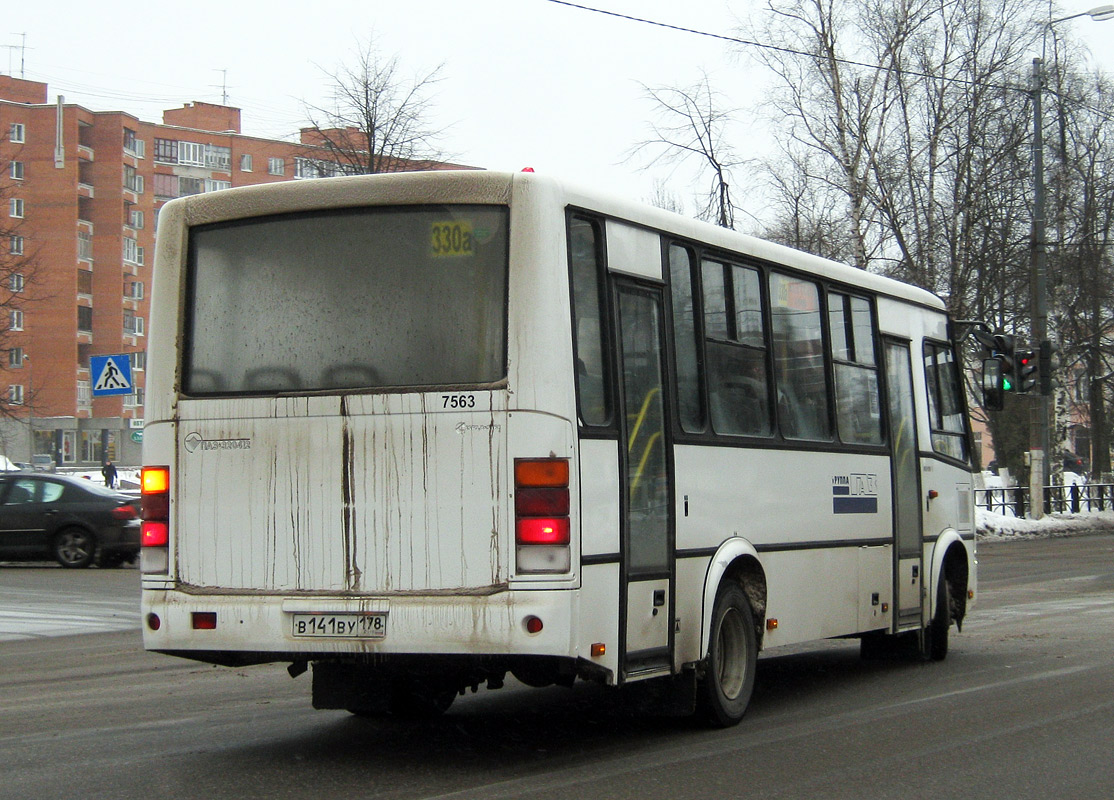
7;0;1113;222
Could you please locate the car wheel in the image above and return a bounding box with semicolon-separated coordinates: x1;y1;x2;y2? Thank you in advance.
53;527;96;569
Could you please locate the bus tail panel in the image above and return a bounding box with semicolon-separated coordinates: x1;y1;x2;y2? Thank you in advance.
173;393;509;594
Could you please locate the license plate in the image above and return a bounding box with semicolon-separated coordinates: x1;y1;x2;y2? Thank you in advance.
291;613;387;639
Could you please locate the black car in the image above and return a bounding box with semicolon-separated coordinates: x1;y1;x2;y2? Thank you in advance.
0;472;140;568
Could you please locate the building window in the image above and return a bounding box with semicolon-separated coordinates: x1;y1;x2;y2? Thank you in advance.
78;232;93;261
240;153;253;171
10;273;23;293
9;123;25;143
123;237;139;264
9;236;23;256
9;198;23;218
77;380;91;406
9;385;24;405
178;141;205;167
123;387;145;407
10;310;23;331
130;351;147;371
126;281;144;300
268;157;285;176
178;176;204;197
205;179;231;193
78;343;91;368
124;165;144;194
136;246;145;266
129;209;144;229
77;305;92;332
78;269;93;295
295;157;342;179
10;161;24;180
205;145;231;171
153;138;178;163
152;173;178;199
124;311;144;336
123;128;145;157
8;347;23;367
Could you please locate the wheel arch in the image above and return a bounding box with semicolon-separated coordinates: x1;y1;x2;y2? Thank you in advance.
700;538;767;658
930;530;971;626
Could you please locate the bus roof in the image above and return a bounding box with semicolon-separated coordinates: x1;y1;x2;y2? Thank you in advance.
167;168;945;312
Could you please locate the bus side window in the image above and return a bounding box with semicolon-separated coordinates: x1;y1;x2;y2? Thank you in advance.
828;292;883;445
923;341;968;462
569;217;611;427
769;273;831;441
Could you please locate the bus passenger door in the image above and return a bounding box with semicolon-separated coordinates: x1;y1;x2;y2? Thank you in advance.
614;282;674;680
884;340;924;627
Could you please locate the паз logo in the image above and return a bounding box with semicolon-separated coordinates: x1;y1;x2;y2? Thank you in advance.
183;432;252;453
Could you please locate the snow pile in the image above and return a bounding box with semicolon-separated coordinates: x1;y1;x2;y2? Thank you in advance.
977;507;1114;541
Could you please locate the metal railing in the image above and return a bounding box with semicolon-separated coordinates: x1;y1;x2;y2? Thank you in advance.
975;483;1114;517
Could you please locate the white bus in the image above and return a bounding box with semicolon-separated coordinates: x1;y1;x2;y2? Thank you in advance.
140;170;976;725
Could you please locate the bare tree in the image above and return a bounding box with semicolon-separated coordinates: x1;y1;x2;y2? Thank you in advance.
629;72;744;229
0;170;47;423
303;39;448;175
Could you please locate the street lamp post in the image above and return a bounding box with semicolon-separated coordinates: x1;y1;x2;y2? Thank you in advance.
1028;4;1113;518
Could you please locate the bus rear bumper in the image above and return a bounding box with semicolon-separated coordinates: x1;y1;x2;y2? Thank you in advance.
141;586;591;665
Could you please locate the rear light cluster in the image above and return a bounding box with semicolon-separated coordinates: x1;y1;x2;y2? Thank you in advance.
140;466;170;548
514;458;571;574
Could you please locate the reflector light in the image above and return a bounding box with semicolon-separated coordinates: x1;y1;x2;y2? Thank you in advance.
525;616;543;634
591;643;606;657
515;487;570;516
141;466;170;494
516;517;570;545
515;459;569;488
146;613;161;631
141;521;169;547
192;612;217;630
767;619;779;631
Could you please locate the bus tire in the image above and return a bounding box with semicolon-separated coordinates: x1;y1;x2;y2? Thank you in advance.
926;576;951;662
699;582;757;727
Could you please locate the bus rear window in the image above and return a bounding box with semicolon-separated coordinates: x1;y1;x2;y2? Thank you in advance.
183;205;508;394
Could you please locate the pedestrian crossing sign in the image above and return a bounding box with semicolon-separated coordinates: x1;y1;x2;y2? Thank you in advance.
91;354;133;397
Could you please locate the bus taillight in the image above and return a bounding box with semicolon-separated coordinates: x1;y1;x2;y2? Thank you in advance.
514;458;571;574
141;466;170;569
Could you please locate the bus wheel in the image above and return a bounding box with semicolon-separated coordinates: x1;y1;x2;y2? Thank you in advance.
699;582;757;727
926;577;951;662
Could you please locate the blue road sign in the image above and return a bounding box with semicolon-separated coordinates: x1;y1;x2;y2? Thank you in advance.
91;354;133;397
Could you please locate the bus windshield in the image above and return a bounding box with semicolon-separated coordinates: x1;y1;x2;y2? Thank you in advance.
183;204;509;395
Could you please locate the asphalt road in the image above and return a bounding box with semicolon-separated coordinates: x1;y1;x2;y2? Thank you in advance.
2;533;1114;800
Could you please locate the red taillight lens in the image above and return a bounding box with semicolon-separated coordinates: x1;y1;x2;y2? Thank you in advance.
515;487;570;516
516;517;570;545
141;466;169;547
141;521;168;547
112;504;138;520
191;612;217;630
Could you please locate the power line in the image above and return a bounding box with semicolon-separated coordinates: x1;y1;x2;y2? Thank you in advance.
543;0;1114;124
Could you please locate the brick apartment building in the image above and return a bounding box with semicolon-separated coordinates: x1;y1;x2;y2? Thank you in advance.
0;73;446;469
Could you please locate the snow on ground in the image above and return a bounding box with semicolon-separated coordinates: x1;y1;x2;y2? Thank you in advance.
977;508;1114;541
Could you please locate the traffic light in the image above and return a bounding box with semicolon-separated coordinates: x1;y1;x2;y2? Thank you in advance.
1017;349;1038;393
1039;339;1053;395
982;357;1004;410
994;334;1017;393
